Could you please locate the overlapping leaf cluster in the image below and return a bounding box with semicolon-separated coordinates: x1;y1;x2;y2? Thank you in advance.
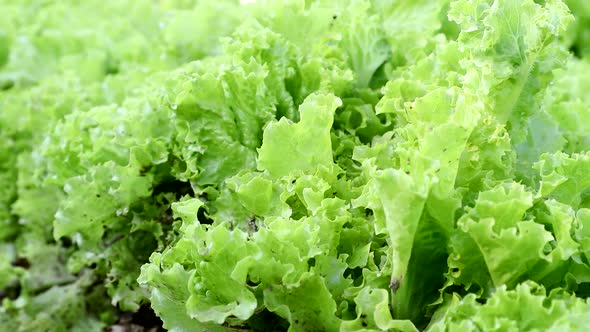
3;0;590;331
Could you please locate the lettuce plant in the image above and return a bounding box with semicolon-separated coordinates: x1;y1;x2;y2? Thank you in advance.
2;0;590;331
